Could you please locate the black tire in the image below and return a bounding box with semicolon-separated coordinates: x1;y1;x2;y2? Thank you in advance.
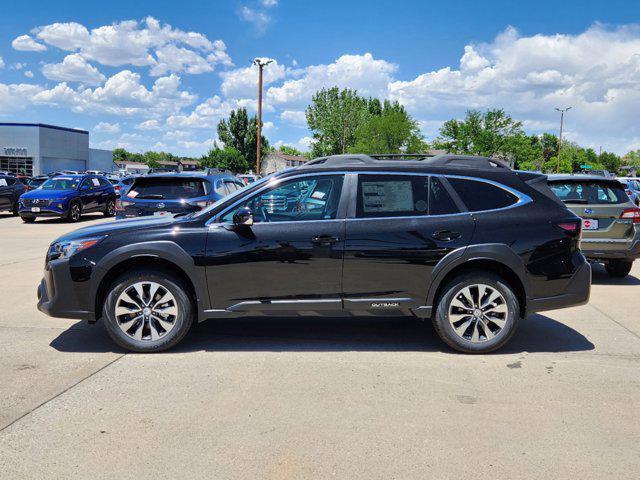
21;216;35;223
66;202;81;222
104;199;115;217
605;259;633;278
102;270;194;353
432;272;520;354
12;202;19;216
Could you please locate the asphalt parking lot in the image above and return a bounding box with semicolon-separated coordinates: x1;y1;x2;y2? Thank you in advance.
0;213;639;479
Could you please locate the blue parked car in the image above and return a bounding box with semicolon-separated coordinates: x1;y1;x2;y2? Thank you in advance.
18;174;116;223
116;171;244;219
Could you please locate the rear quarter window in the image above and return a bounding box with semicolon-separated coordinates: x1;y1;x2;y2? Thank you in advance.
548;180;629;205
447;177;518;212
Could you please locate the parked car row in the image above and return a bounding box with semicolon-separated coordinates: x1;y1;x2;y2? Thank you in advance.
1;168;255;222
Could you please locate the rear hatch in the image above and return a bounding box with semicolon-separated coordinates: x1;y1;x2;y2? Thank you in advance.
548;178;639;251
118;176;210;217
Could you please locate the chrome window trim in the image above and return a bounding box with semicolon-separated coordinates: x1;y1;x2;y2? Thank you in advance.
205;170;532;226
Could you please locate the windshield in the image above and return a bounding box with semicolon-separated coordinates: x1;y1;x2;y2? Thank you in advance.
548;180;629;205
192;173;276;218
40;177;80;190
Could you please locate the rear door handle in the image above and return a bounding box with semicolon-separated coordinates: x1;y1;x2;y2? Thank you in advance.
432;230;461;241
312;235;339;246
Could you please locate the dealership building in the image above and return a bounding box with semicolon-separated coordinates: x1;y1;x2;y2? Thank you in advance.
0;123;114;176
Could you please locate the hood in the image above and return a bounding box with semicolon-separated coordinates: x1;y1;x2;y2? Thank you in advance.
21;189;76;199
52;216;178;243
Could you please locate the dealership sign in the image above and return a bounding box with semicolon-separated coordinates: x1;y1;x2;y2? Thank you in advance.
3;147;28;156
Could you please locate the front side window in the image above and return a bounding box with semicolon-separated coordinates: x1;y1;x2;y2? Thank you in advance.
356;174;459;218
221;175;344;223
447;177;518;212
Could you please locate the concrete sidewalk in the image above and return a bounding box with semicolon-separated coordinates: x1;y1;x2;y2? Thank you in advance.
0;213;638;479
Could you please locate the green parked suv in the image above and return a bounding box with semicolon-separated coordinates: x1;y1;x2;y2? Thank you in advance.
548;174;640;277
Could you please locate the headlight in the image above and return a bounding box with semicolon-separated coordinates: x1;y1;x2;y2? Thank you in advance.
49;236;106;260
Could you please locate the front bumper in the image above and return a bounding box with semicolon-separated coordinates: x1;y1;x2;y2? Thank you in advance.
37;258;94;321
526;260;591;316
19;203;68;218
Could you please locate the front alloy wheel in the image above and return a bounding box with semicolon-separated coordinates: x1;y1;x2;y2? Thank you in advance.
68;203;81;222
103;270;193;352
115;282;178;341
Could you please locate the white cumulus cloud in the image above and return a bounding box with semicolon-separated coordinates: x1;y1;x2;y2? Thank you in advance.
11;35;47;52
93;121;120;133
220;59;286;98
42;54;106;85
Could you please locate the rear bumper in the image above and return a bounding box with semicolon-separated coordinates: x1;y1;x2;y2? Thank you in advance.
580;239;640;260
526;261;591;316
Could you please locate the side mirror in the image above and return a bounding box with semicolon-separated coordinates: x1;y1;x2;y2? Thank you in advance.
233;207;254;227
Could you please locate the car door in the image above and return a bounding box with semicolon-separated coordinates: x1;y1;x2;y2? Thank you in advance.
342;173;475;312
78;177;97;211
0;176;13;211
204;173;348;312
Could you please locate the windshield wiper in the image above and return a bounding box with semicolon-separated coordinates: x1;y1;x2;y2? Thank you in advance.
136;194;164;199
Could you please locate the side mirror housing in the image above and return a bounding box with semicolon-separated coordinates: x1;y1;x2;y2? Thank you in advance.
233;207;254;227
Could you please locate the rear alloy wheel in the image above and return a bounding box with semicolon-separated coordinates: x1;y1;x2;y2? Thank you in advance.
67;202;81;222
605;259;633;278
104;199;115;217
103;270;193;352
433;272;519;353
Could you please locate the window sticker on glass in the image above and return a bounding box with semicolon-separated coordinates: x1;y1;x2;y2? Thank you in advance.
311;190;326;200
362;181;414;212
0;179;7;186
92;178;100;186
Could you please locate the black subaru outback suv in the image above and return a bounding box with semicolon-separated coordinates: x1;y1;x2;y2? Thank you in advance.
38;154;591;353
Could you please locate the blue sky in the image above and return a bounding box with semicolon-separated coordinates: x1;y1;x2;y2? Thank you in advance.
1;0;640;156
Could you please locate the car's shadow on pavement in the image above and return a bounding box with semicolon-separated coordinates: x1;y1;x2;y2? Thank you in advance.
590;263;640;286
50;313;594;355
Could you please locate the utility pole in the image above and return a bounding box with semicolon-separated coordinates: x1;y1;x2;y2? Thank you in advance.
555;106;572;172
253;58;272;175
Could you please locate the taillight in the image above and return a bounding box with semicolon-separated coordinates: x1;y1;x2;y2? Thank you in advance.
115;198;134;211
115;185;121;191
620;208;640;224
554;219;582;237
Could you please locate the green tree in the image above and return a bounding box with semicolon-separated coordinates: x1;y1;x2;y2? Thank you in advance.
112;147;129;163
624;149;640;169
349;100;424;154
277;145;305;156
305;87;370;156
434;109;524;158
599;151;621;173
217;108;269;170
200;146;249;173
143;151;163;168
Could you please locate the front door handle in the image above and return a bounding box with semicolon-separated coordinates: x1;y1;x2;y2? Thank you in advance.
432;230;461;241
312;235;339;246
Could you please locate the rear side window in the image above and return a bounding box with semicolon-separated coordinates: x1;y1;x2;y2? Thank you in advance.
129;178;207;199
447;177;518;212
548;180;629;205
356;174;459;218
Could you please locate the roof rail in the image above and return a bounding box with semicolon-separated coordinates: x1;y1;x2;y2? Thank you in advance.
424;154;511;170
301;153;511;170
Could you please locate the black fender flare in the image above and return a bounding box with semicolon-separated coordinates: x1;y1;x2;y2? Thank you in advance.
425;243;530;307
91;240;210;318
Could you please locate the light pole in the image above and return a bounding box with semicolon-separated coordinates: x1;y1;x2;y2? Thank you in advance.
555;106;572;172
253;58;272;175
